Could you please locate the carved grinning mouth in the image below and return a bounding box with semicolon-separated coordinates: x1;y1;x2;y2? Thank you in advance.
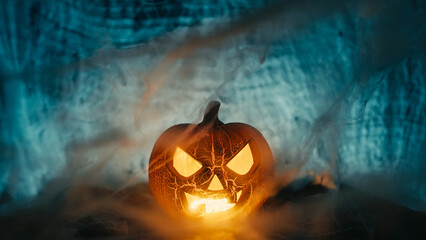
184;190;242;216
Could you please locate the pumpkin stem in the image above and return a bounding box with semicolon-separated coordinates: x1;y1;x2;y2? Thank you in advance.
202;101;223;125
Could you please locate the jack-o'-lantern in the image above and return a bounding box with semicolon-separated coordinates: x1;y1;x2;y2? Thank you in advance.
149;101;274;219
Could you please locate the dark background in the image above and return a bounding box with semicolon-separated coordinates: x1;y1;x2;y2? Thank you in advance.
0;0;425;239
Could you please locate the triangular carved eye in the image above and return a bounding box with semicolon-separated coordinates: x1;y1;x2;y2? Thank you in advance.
226;143;253;175
173;147;202;177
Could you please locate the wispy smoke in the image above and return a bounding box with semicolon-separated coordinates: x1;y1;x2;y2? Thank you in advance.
0;0;425;238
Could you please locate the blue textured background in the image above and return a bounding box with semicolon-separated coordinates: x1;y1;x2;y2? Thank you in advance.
0;0;425;211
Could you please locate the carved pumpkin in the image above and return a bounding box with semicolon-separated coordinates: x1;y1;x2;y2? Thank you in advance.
148;101;274;219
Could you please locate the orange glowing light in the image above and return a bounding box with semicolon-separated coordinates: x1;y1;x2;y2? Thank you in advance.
184;192;240;216
226;144;254;175
173;147;202;177
208;175;224;191
148;101;274;219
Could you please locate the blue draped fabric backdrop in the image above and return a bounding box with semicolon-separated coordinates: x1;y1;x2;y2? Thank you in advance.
0;0;425;211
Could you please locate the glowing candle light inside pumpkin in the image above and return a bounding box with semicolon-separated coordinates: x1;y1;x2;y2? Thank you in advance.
184;192;237;216
148;101;274;219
